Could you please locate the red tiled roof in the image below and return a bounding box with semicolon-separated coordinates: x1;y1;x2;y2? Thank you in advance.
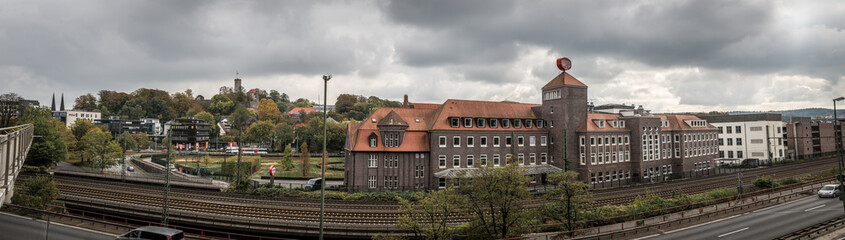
408;102;440;109
580;113;627;131
357;108;437;131
429;99;541;131
350;130;430;152
660;115;716;130
288;107;315;115
543;72;587;89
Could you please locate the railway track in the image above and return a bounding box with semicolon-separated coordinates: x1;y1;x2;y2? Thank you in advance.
15;156;839;238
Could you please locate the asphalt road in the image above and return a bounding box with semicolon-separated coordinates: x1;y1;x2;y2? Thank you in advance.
645;195;845;240
0;212;115;240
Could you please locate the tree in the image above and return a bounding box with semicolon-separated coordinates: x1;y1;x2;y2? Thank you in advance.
0;92;24;127
244;120;275;144
229;105;251;182
118;98;146;120
74;93;98;111
97;90;134;115
335;94;365;114
193;111;217;136
544;171;591;234
11;175;59;209
70;120;98;141
82;130;122;171
17;107;67;167
281;145;295;171
300;143;310;177
454;163;532;238
210;94;235;116
133;132;153;148
257;98;283;123
116;131;138;151
397;189;463;240
132;88;174;121
274;122;294;151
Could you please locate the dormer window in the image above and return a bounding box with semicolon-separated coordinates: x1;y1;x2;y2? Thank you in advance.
371;118;377;123
490;119;498;128
611;120;618;128
536;120;544;128
594;120;606;128
514;119;522;128
525;120;533;128
368;133;378;147
476;118;486;128
464;118;473;128
450;118;460;128
502;119;511;128
620;120;625;128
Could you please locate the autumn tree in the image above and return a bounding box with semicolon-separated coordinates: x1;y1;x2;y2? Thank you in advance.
116;131;138;151
97;90;134;115
133;132;153;148
397;189;464;240
244;120;275;144
274;122;294;151
81;130;122;171
281;145;295;171
454;163;532;238
70;119;98;162
210;94;235;116
11;175;59;209
17;106;67;167
300;143;310;177
229;105;251;182
544;171;592;234
74;93;98;111
257;98;283;123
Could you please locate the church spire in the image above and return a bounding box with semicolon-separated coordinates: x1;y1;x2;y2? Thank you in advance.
60;93;65;111
51;93;56;111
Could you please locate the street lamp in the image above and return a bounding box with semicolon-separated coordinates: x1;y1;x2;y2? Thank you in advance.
834;97;844;214
319;74;331;240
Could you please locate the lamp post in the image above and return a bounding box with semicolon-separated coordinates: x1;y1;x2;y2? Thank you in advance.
319;74;331;240
834;97;844;214
162;124;172;225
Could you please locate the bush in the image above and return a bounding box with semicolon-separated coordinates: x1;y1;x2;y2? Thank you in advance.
753;175;778;189
12;176;59;209
779;177;799;186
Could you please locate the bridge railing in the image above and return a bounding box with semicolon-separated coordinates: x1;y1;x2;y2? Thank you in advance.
1;124;34;207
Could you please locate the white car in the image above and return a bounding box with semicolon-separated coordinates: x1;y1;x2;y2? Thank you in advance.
818;184;841;198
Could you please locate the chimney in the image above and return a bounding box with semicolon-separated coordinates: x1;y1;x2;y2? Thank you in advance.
51;93;56;111
403;94;409;108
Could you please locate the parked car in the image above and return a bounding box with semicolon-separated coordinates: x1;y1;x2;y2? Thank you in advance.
116;226;183;240
818;184;841;198
127;166;135;172
305;178;323;191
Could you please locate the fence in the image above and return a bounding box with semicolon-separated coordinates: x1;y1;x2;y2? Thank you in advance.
0;124;34;208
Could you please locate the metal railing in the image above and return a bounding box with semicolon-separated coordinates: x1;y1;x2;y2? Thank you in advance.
1;124;34;208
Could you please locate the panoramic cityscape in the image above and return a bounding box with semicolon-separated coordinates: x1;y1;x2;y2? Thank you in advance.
2;1;845;240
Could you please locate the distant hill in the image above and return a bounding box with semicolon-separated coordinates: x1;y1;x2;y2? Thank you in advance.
729;108;845;121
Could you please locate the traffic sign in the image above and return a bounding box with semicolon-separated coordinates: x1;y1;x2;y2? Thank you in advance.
269;165;276;177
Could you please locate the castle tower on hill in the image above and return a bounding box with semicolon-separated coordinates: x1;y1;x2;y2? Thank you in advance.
234;78;243;93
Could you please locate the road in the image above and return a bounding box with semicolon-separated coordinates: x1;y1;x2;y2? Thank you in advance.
645;195;845;240
0;212;115;240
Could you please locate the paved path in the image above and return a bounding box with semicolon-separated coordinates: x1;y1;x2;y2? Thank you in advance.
644;196;845;240
0;212;115;240
253;178;343;188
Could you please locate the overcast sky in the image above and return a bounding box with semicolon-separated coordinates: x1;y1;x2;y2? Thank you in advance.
3;0;844;113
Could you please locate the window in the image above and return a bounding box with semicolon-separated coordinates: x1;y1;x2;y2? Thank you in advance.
439;155;446;168
477;118;486;128
467;155;474;167
506;136;513;147
591;153;596;164
542;153;547;164
718;138;723;145
514;119;522;128
750;126;762;131
467;136;474;147
674;135;679;142
503;119;511;128
368;176;376;189
750;139;763;144
590;137;596;145
480;136;488;147
541;136;547;146
439;178;446;188
450;118;459;128
493;136;501;147
530;153;536;164
493;154;500;166
370;137;377;147
518;154;525;164
727;138;733;146
480;155;488;166
726;127;732;134
728;151;734;158
736;138;742;146
518;136;525;146
530;136;536;146
737;151;743;158
490;119;498;128
620;120;626;128
735;126;741;133
439;136;446;147
525;120;533;128
537;120;544;128
580;136;585;146
598;153;604;164
453;155;461;167
453;136;460;147
464;118;473;128
368;154;377;168
597;137;603;145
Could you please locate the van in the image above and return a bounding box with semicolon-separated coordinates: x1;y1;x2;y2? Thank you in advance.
305;178;323;190
116;226;184;240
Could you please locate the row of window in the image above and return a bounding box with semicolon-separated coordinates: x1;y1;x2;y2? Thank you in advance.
449;117;546;129
581;151;630;165
367;176;400;189
439;135;547;148
368;154;414;168
693;161;711;171
719;150;744;159
718;138;743;146
643;165;673;179
438;153;548;168
591;170;631;184
581;135;630;146
593;119;626;128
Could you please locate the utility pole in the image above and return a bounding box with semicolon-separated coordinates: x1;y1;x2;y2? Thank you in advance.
122;133;126;182
162;124;172;225
319;74;331;240
833;97;844;215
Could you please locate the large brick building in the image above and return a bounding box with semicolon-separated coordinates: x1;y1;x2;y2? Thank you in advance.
344;70;718;191
783;117;845;159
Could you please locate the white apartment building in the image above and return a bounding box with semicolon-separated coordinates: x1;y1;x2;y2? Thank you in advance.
52;110;102;128
698;114;785;165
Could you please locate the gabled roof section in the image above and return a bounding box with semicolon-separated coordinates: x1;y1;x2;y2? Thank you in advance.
429;99;541;130
543;72;587;89
358;107;437;131
377;110;409;126
408;102;440;109
579;113;628;131
660;115;716;130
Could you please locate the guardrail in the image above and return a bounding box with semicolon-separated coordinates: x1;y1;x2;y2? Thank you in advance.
1;124;34;208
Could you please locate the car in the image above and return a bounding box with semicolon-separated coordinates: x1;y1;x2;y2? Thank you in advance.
305;178;323;191
127;166;135;172
116;226;184;240
818;184;841;198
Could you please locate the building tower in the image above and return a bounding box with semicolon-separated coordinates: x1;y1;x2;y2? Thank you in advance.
538;72;588;175
51;93;56;111
60;93;65;111
234;78;243;93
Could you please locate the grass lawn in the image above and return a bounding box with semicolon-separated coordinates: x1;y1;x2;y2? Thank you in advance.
172;155;344;179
